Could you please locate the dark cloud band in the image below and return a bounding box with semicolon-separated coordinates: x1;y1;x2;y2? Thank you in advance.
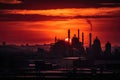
0;0;120;10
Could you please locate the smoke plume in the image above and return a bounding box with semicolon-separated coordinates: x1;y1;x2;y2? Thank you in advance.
86;19;92;32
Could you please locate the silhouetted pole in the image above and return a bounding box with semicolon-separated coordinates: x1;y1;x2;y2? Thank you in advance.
66;29;71;56
82;32;84;46
55;36;57;43
68;29;70;44
89;33;92;48
78;29;80;41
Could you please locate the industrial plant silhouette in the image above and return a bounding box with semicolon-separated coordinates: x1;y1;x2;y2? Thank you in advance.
0;29;120;79
51;29;105;58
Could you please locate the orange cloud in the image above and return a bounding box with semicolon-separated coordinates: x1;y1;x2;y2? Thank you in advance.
2;7;120;17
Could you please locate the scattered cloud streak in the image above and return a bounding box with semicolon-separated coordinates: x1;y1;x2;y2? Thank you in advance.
1;8;120;17
0;7;120;21
0;0;22;4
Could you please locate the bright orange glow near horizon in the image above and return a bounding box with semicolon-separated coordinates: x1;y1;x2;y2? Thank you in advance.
65;38;69;42
0;17;120;47
0;7;120;47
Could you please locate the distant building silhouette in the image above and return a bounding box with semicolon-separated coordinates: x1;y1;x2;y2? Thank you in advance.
26;43;29;46
114;48;120;57
92;37;102;58
71;33;85;56
2;41;6;46
104;41;111;55
50;40;72;57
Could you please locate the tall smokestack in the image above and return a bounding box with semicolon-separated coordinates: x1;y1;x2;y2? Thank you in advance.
82;32;84;46
55;36;57;43
68;29;70;43
78;29;80;41
89;33;92;48
86;19;92;47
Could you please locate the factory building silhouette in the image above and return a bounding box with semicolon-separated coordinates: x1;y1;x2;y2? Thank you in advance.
50;29;105;58
104;41;111;55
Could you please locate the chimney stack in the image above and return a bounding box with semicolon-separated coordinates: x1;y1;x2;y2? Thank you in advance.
68;29;70;43
82;32;84;46
78;29;80;41
55;36;57;43
89;33;92;48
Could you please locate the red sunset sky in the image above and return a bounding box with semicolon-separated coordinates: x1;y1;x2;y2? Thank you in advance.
0;0;120;47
